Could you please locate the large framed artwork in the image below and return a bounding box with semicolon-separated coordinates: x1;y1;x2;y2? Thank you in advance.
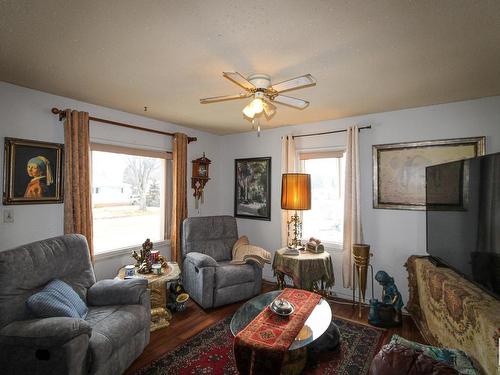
3;138;64;205
373;136;485;210
234;157;271;220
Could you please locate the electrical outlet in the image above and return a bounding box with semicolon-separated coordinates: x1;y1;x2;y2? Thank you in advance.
3;209;14;223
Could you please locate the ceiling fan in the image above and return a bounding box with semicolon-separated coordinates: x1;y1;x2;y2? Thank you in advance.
200;72;316;120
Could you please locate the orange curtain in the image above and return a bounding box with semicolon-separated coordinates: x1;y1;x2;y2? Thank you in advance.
170;133;188;263
63;110;94;260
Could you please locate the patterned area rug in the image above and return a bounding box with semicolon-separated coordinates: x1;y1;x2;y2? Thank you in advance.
134;316;387;375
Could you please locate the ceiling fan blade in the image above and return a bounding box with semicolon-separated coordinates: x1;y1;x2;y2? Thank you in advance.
271;74;316;93
223;72;256;91
272;95;310;109
200;92;250;104
262;100;276;118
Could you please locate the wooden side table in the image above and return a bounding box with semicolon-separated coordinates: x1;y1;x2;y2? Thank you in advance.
116;262;181;332
272;248;335;292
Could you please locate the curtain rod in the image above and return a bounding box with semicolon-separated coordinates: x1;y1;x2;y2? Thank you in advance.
51;107;197;143
292;125;371;139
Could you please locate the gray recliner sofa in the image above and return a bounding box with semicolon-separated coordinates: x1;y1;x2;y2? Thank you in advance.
182;216;262;309
0;234;150;375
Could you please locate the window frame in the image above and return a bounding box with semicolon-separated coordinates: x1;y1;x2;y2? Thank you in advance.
90;143;172;259
297;148;345;252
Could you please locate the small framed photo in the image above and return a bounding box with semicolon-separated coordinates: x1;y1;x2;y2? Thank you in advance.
234;157;271;221
3;138;64;205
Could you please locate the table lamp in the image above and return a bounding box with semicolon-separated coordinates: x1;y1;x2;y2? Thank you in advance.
281;173;311;249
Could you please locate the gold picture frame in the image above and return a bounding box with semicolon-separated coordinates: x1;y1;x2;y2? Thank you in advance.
3;137;64;205
373;136;485;210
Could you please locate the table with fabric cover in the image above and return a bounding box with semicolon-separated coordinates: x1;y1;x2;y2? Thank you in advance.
231;289;332;375
272;248;335;291
116;262;180;331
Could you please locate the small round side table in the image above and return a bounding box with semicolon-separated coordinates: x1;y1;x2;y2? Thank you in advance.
116;262;181;332
272;248;335;292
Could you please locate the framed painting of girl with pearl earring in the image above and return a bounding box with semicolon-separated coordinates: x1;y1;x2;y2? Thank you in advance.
3;138;64;205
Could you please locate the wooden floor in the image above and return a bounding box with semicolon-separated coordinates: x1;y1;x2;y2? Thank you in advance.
125;282;426;374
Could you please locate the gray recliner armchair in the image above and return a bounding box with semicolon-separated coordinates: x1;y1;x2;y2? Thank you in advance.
182;216;262;309
0;234;150;375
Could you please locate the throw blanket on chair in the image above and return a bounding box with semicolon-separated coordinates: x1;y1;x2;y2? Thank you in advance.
231;236;271;268
233;288;321;374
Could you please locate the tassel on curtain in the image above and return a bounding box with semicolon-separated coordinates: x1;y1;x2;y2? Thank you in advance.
342;126;363;288
170;133;188;263
63;110;94;260
281;135;297;247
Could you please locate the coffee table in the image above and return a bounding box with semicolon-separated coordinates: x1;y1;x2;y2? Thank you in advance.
230;290;332;350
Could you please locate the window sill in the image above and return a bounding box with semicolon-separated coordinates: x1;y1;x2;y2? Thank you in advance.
94;239;171;262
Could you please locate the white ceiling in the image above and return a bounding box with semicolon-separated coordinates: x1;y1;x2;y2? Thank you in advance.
1;1;500;135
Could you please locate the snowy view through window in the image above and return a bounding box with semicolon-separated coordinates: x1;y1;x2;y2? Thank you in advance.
302;156;345;247
92;150;165;253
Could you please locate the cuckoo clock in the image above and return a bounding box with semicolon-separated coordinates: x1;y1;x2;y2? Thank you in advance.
191;153;211;207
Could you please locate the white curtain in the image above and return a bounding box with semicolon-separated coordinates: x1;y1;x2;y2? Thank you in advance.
281;135;296;247
342;126;363;288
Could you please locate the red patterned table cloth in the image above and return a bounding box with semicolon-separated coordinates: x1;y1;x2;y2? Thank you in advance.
233;288;321;374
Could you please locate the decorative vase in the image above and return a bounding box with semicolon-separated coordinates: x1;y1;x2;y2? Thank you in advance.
353;244;371;302
175;293;190;312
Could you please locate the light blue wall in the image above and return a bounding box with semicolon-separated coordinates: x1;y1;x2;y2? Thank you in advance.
215;96;500;302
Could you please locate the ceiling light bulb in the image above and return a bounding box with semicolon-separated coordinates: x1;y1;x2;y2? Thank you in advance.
242;103;255;118
251;98;264;114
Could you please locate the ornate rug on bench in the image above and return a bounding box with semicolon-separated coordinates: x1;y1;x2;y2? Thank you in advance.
133;316;387;375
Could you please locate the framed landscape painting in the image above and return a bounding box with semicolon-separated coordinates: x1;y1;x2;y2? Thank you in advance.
373;136;485;210
234;157;271;220
3;137;64;205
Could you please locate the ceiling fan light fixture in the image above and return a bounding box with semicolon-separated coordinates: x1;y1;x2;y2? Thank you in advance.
250;98;264;114
262;101;276;118
242;102;255;118
202;71;316;123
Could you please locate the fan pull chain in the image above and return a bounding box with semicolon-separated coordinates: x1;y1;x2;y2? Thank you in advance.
251;118;261;137
254;118;261;137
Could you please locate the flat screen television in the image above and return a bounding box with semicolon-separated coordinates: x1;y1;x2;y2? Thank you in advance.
426;152;500;299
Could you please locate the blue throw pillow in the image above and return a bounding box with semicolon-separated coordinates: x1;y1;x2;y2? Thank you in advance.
27;279;88;319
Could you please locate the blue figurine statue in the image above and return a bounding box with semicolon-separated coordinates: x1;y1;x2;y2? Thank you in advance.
368;270;403;327
377;271;404;311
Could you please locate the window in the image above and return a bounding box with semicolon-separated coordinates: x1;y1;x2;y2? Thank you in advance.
91;144;171;254
300;151;345;248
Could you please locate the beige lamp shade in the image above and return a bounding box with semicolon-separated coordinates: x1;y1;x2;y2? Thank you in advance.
281;173;311;210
